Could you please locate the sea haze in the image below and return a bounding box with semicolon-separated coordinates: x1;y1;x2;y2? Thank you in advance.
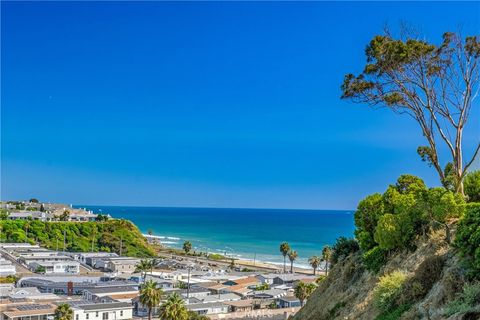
77;206;355;268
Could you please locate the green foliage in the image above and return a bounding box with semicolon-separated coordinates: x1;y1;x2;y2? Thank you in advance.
308;256;321;275
159;292;188;320
341;30;479;199
140;280;163;320
207;253;225;261
95;214;109;222
355;174;465;254
0;219;155;257
421;187;465;223
0;275;18;283
375;304;411;320
374;213;415;250
294;281;317;306
395;175;427;194
354;193;384;251
455;203;480;279
464;170;480;203
183;241;192;254
445;282;480;316
331;237;360;264
0;209;9;220
363;246;387;273
315;275;326;284
35;266;46;273
256;283;270;291
373;271;408;311
55;304;73;320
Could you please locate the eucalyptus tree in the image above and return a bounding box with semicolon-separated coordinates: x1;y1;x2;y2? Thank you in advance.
341;31;480;194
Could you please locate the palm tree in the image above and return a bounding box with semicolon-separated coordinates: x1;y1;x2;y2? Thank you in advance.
288;250;298;273
159;292;189;320
322;245;332;276
279;242;290;273
183;241;192;255
308;256;321;275
150;258;159;275
54;304;73;320
294;282;317;307
136;259;153;281
139;280;163;320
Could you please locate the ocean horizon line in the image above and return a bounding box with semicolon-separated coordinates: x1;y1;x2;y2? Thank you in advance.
74;204;355;213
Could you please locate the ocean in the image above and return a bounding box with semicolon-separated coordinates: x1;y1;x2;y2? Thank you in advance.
77;206;355;268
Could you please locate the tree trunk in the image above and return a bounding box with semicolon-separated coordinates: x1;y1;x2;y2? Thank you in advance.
290;261;293;273
313;267;316;275
148;307;152;320
283;256;286;273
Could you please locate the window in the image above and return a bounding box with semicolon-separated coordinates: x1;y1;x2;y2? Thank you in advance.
102;313;108;320
96;312;99;317
86;314;89;320
120;311;123;317
76;315;79;320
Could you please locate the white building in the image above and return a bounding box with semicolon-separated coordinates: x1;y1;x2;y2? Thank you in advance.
67;301;133;320
0;258;16;276
29;261;80;274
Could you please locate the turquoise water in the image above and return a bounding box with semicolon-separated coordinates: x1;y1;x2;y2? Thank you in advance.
78;206;355;268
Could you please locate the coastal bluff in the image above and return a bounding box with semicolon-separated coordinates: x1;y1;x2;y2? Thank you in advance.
292;229;478;320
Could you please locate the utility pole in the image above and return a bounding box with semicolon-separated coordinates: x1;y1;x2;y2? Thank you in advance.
25;224;29;243
119;236;123;256
186;265;191;300
91;231;95;252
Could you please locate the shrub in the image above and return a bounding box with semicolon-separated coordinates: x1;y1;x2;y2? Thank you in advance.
373;271;408;311
207;253;225;261
455;203;480;279
331;237;360;264
464;170;480;203
374;214;414;250
363;246;387;273
354;193;384;251
315;275;326;284
445;282;480;316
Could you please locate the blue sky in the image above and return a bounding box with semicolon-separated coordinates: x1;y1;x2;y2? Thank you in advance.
1;2;479;209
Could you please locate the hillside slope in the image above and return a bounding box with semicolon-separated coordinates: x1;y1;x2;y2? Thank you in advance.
293;231;479;320
0;219;155;257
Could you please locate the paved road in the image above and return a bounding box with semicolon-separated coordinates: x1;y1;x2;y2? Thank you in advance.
0;248;33;276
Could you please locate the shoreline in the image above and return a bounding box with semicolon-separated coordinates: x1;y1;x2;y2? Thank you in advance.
144;233;318;274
